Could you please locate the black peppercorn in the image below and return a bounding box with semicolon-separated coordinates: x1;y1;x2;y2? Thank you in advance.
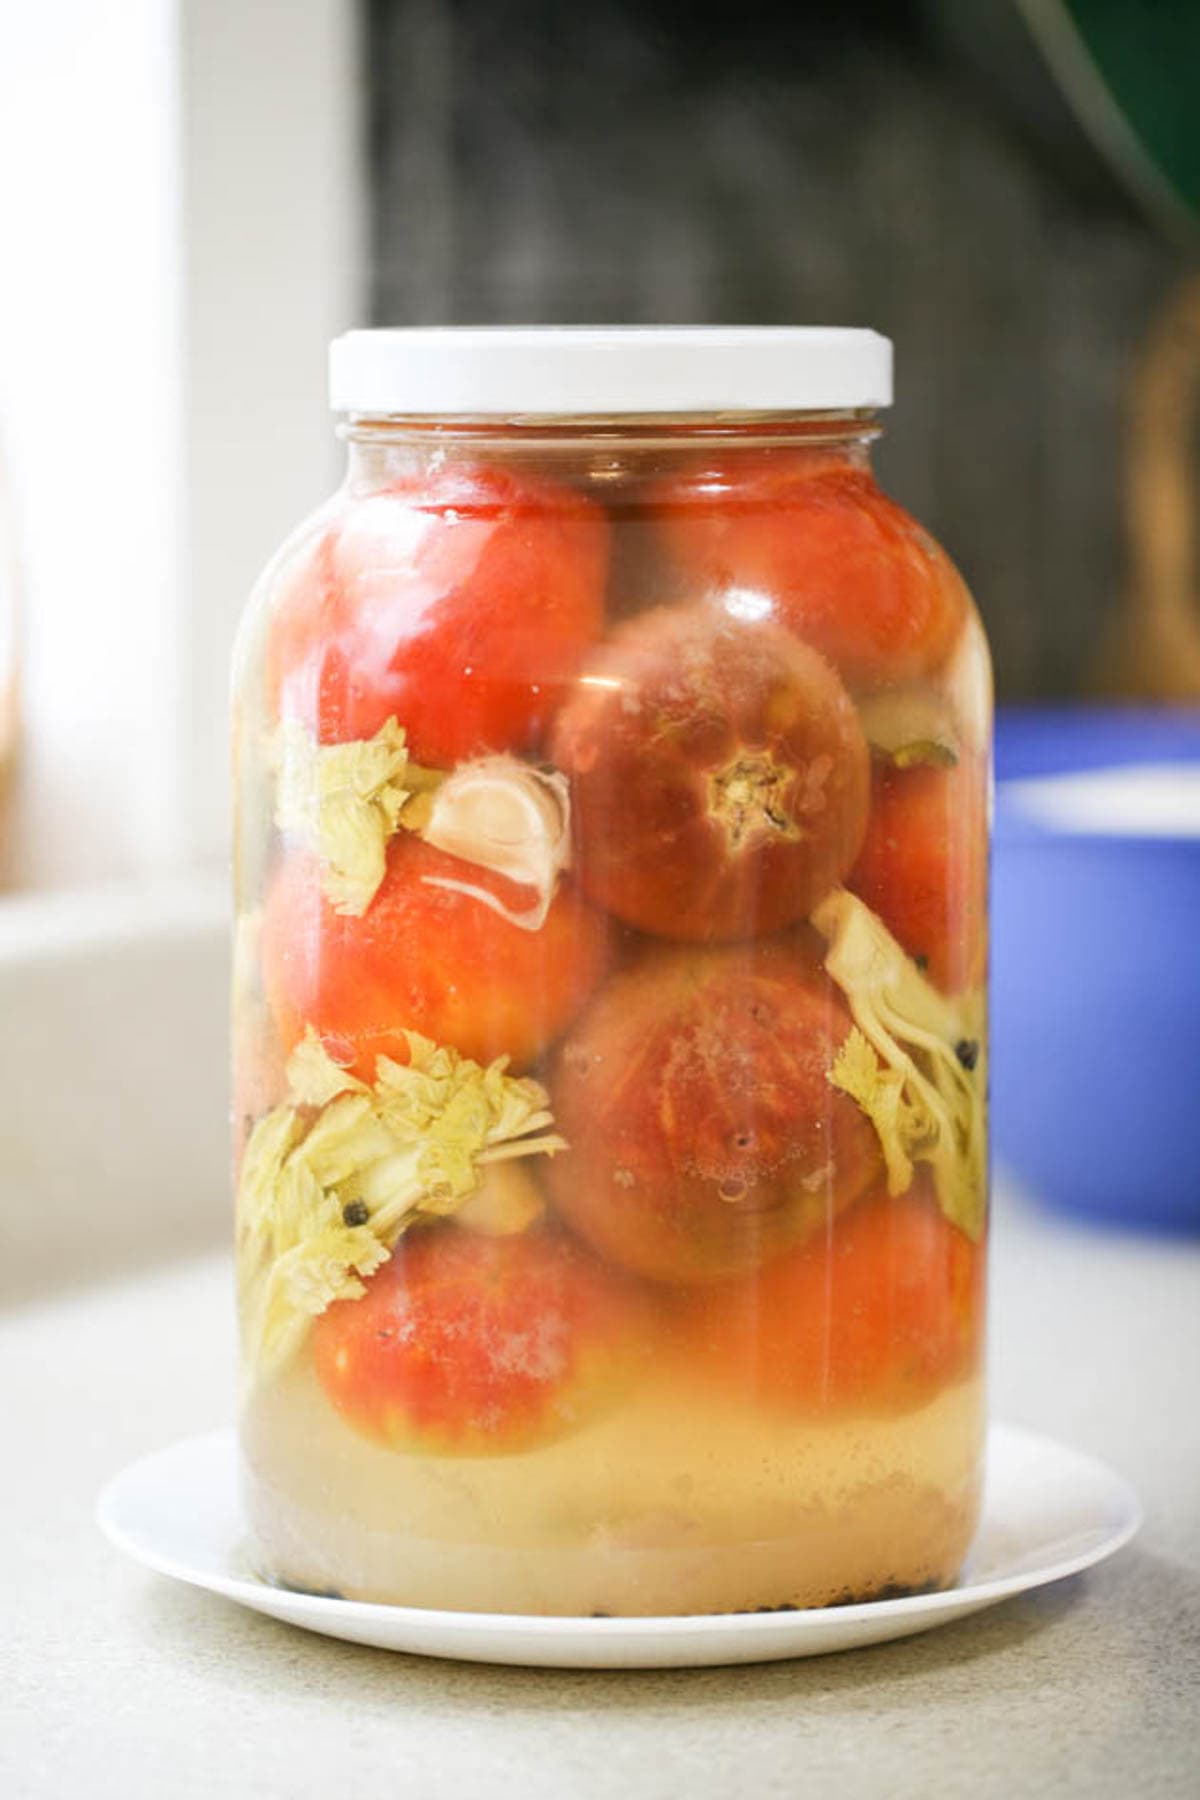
342;1200;370;1227
955;1038;980;1071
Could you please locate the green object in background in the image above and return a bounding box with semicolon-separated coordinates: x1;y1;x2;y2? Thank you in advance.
1019;0;1200;237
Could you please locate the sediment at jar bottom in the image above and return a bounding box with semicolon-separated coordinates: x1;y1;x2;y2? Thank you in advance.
241;1358;984;1616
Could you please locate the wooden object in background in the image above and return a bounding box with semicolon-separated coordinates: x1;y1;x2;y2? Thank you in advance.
1093;273;1200;701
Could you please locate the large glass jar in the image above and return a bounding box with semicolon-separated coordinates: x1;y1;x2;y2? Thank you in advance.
233;328;991;1616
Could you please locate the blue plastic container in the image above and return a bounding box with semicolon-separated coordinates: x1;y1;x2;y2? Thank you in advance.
996;704;1200;781
992;707;1200;1231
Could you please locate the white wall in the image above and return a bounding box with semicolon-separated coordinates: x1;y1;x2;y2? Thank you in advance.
181;0;364;863
0;1;184;888
0;0;363;890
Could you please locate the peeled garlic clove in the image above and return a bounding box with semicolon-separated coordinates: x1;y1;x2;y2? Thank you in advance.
941;627;991;759
856;689;960;769
421;756;570;885
454;1161;547;1237
419;756;571;930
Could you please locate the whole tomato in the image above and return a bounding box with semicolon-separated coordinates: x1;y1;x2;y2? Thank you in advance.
313;1226;651;1455
547;937;882;1285
653;456;968;689
266;464;608;766
551;602;870;942
687;1182;984;1415
848;754;988;993
261;837;608;1079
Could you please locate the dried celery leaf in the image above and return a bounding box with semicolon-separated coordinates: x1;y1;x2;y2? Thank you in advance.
273;716;413;916
829;1029;918;1197
284;1031;366;1107
813;888;987;1241
238;1107;306;1251
235;1027;568;1381
890;739;959;771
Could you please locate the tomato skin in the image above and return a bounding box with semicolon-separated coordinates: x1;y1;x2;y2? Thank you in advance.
687;1184;984;1415
654;458;968;688
266;465;608;765
312;1227;650;1454
261;838;608;1079
848;757;987;994
551;602;870;943
547;938;882;1286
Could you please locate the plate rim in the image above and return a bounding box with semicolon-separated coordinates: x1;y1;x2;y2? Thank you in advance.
96;1419;1142;1642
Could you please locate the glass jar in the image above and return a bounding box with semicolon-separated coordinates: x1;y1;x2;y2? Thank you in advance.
232;328;991;1616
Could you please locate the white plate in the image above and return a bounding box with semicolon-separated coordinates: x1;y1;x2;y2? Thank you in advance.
97;1423;1140;1669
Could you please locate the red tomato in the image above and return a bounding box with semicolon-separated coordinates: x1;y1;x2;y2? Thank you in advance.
266;465;608;765
312;1226;650;1454
261;837;608;1079
654;457;968;688
550;602;870;942
848;756;988;993
547;938;882;1285
688;1183;984;1415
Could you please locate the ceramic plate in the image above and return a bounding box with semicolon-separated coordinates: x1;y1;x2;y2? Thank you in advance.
97;1423;1140;1668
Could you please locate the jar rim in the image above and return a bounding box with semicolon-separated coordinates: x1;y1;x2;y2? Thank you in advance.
329;327;893;418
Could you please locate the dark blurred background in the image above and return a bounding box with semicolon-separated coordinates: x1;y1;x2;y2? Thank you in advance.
366;0;1198;703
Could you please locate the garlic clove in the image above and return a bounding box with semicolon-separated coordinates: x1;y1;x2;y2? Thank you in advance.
419;756;571;931
855;689;960;769
454;1161;547;1237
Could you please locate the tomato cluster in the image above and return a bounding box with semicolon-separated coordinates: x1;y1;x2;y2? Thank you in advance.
258;450;985;1451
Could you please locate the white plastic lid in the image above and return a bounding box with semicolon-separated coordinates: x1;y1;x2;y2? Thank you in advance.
329;326;893;417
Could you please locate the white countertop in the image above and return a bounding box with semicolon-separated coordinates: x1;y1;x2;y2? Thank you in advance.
3;1181;1198;1800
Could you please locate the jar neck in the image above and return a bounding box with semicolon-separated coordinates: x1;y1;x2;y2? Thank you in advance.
340;410;881;486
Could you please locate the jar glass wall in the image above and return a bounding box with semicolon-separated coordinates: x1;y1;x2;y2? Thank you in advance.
233;336;990;1616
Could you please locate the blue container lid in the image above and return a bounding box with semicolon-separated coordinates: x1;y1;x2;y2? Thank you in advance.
996;704;1200;782
996;715;1200;849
